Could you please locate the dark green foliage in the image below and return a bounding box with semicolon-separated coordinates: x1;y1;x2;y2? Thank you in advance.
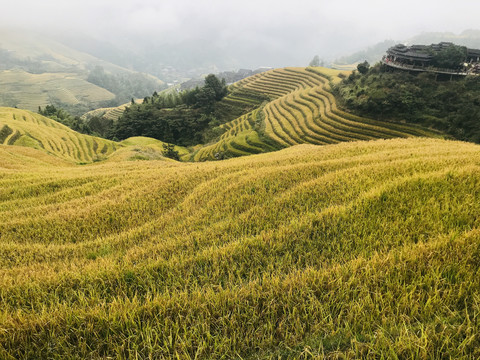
334;64;480;143
38;105;92;135
86;116;114;138
0;124;13;143
204;74;228;101
162;143;180;161
194;86;216;113
357;61;370;74
113;74;229;145
181;74;228;111
431;44;467;69
113;103;212;146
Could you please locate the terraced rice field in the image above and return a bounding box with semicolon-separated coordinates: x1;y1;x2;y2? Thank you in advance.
0;69;115;111
192;109;279;161
81;99;144;122
193;67;438;161
213;85;268;124
0;107;118;163
1;137;480;358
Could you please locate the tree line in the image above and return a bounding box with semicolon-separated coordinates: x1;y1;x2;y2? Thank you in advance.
39;74;229;146
112;74;228;145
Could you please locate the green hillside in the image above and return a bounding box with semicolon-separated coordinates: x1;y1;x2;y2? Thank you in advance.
335;63;480;143
0;62;442;165
0;137;479;358
192;67;438;161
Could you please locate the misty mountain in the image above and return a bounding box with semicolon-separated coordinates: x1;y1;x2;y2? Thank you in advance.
51;33;308;82
407;30;480;48
333;30;480;67
0;29;165;113
333;40;398;66
0;30;131;74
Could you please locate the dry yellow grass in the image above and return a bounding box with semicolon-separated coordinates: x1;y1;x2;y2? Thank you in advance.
0;136;479;358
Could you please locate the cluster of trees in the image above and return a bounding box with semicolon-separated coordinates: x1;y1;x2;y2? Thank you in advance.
38;105;113;138
113;74;228;145
38;74;230;146
430;44;467;70
334;64;480;143
309;55;325;67
87;66;166;105
38;105;90;133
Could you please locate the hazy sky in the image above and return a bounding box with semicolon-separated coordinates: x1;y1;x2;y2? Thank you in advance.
2;0;480;65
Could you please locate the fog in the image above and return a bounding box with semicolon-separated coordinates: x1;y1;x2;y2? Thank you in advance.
1;0;480;70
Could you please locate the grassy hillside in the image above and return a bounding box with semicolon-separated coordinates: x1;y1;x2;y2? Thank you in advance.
192;67;438;161
0;69;116;111
0;108;191;164
0;30;165;114
0;107;118;163
0;137;479;358
80;99;144;122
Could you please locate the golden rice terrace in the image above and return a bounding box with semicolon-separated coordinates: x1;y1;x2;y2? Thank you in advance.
0;65;476;359
0;136;480;358
191;67;434;161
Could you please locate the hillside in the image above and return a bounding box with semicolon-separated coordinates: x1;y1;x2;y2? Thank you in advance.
335;63;480;143
0;69;116;111
0;30;128;74
191;67;437;161
0;107;191;164
8;66;437;163
0;107;119;163
0;137;479;358
0;30;164;114
0;62;441;164
80;99;144;122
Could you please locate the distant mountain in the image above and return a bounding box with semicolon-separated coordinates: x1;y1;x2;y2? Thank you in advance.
0;29;165;115
333;30;480;67
333;40;398;67
54;35;268;83
407;30;480;48
179;68;271;91
0;30;130;74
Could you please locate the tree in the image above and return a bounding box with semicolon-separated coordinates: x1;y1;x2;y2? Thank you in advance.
195;86;216;113
309;55;321;67
113;74;229;145
162;143;180;160
87;116;114;138
357;61;370;74
432;45;467;69
204;74;227;101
